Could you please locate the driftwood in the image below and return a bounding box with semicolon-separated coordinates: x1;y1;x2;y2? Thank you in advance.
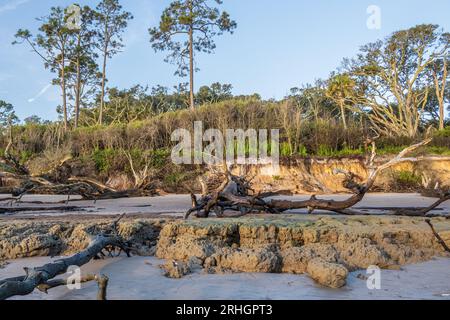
185;138;450;219
0;171;154;202
0;205;87;215
36;274;109;300
426;219;450;253
0;215;129;300
0;136;156;202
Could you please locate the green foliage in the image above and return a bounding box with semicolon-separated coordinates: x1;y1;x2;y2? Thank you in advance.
393;171;421;189
424;146;450;156
316;145;334;157
149;149;171;168
280;142;292;157
298;145;308;157
19;150;34;164
333;147;364;157
435;126;450;138
164;171;187;186
347;24;449;138
196;82;233;105
377;146;408;155
0;100;18;128
149;0;237;77
91;148;118;173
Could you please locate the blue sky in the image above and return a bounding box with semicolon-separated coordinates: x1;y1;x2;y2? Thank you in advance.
1;0;450;121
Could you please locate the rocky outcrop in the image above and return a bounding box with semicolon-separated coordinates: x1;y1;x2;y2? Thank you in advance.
206;245;281;273
155;216;450;288
281;244;339;274
1;215;449;289
0;218;164;260
306;258;349;288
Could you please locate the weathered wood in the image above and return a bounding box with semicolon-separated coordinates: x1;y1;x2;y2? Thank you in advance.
426;219;450;253
269;139;434;214
35;274;109;300
0;205;86;215
0;234;128;300
184;138;449;219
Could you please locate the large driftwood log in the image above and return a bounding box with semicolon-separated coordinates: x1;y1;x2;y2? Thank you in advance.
0;235;127;300
0;214;130;300
267;139;433;214
185;138;450;219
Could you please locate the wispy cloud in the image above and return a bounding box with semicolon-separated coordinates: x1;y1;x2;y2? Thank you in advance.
0;0;30;14
28;83;52;103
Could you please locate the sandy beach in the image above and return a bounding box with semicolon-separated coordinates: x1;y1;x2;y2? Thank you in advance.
1;193;449;218
1;193;449;300
1;255;449;300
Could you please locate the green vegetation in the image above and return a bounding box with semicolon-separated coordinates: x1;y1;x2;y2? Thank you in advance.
92;148;118;173
1;2;449;186
3;99;449;167
149;0;236;110
392;171;422;190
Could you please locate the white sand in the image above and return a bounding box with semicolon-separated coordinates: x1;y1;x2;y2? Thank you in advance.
1;256;449;300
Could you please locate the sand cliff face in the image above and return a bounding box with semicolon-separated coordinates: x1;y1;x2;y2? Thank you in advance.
1;215;449;288
3;156;449;194
235;157;450;194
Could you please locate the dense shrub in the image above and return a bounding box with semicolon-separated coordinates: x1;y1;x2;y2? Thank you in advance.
391;171;422;191
2;100;449;179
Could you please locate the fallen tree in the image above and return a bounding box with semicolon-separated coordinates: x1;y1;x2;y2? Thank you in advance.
0;171;156;203
0;215;130;300
185;138;450;219
0;137;157;202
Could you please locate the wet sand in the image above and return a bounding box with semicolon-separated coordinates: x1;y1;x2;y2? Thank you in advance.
1;193;449;300
1;193;449;218
1;256;449;300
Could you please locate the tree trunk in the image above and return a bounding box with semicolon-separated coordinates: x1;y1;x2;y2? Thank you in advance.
61;46;68;131
435;60;447;131
439;100;445;130
188;2;195;111
339;101;347;130
99;20;109;126
99;49;107;126
189;30;195;110
74;37;81;129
